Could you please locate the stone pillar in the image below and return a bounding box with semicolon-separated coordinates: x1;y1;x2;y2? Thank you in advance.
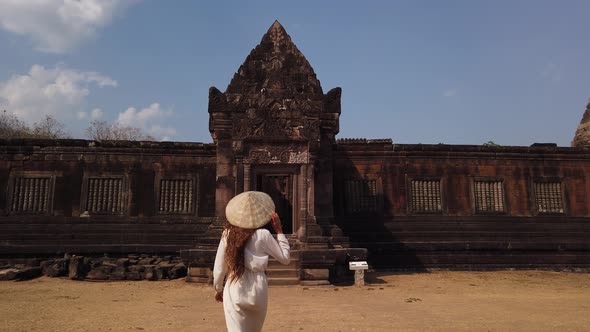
297;164;308;240
243;164;251;192
208;86;235;232
212;137;235;230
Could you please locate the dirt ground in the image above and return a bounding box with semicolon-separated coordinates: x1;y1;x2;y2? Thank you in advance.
1;271;589;332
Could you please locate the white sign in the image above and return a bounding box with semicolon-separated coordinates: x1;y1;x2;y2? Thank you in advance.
349;261;368;270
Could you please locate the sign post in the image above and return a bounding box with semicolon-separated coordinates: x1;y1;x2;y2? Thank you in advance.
349;261;368;287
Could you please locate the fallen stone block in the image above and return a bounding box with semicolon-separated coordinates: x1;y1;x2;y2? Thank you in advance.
69;256;89;280
128;265;145;273
0;267;42;281
109;271;126;280
168;263;187;280
116;258;130;267
125;271;142;280
302;269;330;280
137;258;154;265
102;262;117;270
41;258;69;277
143;265;158;281
156;264;175;279
109;266;127;280
86;266;111;280
0;268;19;281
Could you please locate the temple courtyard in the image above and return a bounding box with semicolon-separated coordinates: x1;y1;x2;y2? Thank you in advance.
1;270;589;331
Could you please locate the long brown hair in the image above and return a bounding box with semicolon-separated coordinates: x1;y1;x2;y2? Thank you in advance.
224;223;257;282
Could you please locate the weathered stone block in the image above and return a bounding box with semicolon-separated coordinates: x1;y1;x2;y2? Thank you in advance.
188;267;212;278
109;271;126;280
0;268;19;280
168;263;187;279
301;269;329;280
128;265;145;273
143;265;158;281
102;262;117;270
116;258;130;267
156;263;174;279
125;271;142;280
86;266;111;280
69;256;88;280
41;258;69;277
137;258;154;265
17;267;42;280
0;267;42;281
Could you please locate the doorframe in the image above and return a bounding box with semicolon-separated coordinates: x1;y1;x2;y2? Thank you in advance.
249;164;300;235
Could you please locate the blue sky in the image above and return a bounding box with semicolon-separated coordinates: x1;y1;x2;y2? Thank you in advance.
1;0;589;146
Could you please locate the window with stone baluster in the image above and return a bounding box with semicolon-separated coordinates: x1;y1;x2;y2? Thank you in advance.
408;178;444;214
473;179;506;214
343;178;381;215
532;179;565;214
154;175;198;215
7;172;56;214
157;178;196;214
81;174;127;215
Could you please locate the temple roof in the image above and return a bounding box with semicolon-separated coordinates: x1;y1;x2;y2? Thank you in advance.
225;20;323;96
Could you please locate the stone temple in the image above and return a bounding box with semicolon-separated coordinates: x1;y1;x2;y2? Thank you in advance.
2;21;590;284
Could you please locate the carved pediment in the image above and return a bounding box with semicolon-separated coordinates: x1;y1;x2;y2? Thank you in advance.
209;21;341;146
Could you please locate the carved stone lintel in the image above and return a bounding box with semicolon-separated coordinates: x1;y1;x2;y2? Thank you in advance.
241;143;309;164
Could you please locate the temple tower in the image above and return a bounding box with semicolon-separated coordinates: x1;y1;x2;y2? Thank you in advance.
572;99;590;147
208;21;343;246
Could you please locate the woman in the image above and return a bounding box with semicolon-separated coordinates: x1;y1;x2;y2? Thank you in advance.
213;191;291;332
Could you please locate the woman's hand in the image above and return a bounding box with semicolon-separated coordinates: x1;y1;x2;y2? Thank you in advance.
215;291;223;303
270;211;283;234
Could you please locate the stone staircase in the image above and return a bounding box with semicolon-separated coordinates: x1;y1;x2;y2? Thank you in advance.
267;249;299;285
184;237;302;285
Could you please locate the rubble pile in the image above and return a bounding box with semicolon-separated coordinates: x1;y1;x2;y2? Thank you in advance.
0;254;187;281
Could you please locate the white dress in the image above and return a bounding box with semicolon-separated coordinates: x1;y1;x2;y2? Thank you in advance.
213;228;291;332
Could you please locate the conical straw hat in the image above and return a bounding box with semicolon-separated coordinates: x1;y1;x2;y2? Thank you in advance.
225;191;276;229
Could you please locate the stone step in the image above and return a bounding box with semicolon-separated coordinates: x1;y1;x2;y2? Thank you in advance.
268;277;300;286
285;250;300;259
186;276;300;286
268;258;298;269
185;275;211;284
300;280;331;286
266;268;299;278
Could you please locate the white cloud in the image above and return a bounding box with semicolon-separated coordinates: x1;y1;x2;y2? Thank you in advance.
149;124;177;137
442;89;457;97
0;64;116;123
0;0;139;53
77;107;103;120
116;103;176;141
90;107;103;120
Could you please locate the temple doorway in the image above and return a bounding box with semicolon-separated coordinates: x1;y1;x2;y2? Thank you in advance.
256;174;294;234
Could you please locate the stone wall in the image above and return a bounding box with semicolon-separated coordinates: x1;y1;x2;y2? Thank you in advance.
333;141;590;269
0;139;217;257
